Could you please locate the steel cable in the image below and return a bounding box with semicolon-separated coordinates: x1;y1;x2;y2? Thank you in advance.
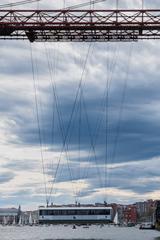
0;0;41;8
30;43;48;205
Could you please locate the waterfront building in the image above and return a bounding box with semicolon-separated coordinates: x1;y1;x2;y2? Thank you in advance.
123;205;137;224
135;200;156;222
155;200;160;229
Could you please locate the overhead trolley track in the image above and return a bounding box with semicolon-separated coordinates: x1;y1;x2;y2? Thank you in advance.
0;9;160;42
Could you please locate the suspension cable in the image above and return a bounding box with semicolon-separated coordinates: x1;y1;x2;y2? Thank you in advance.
65;0;107;10
0;0;107;9
30;43;48;205
44;43;78;204
82;91;103;188
0;0;41;8
116;0;119;9
48;43;93;203
112;44;133;164
104;45;109;202
108;43;133;191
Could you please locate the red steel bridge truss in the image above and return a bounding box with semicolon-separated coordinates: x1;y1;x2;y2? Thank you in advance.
0;9;160;42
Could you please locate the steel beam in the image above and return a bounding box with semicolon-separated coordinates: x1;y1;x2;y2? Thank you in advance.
0;9;160;42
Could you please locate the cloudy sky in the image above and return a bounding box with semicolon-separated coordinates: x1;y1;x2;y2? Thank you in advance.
0;0;160;210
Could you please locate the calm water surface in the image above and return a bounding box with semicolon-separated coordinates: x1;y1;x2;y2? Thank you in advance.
0;225;159;240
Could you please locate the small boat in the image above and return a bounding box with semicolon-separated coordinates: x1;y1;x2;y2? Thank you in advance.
83;225;89;228
2;216;7;226
29;213;33;226
17;215;23;226
113;212;119;226
139;222;155;230
12;216;16;226
127;222;135;227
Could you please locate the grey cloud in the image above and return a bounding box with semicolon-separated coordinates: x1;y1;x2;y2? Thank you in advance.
2;159;38;172
0;172;15;184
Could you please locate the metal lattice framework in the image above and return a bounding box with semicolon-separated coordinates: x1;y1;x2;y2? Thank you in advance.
0;9;160;42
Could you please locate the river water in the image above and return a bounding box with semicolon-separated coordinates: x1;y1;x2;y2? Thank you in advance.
0;225;160;240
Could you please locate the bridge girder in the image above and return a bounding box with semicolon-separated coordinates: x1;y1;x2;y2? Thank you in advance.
0;9;160;42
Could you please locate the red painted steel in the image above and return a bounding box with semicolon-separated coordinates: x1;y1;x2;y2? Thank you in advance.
0;9;160;41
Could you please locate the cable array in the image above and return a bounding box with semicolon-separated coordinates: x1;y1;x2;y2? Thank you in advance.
0;0;41;8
